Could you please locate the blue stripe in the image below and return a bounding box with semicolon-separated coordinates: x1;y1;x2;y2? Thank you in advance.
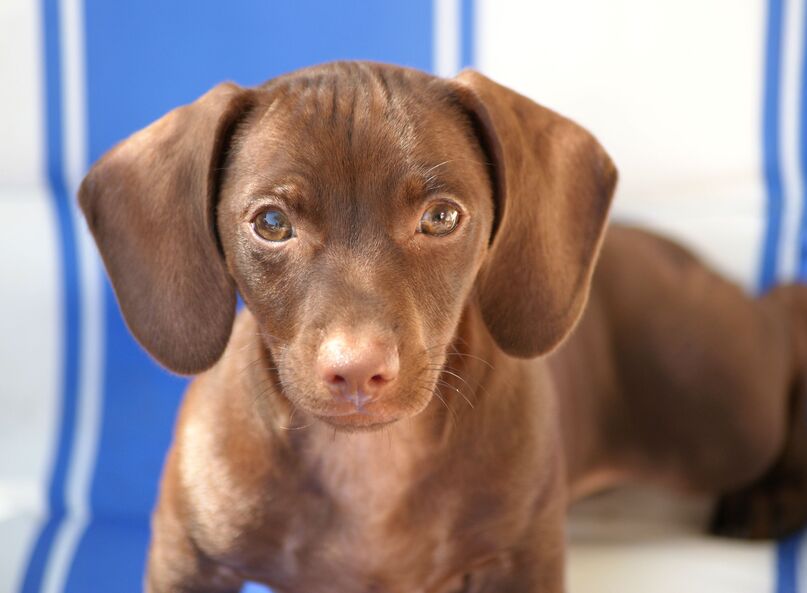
21;0;84;590
777;532;803;593
779;0;807;585
763;2;807;589
460;0;475;69
760;0;786;291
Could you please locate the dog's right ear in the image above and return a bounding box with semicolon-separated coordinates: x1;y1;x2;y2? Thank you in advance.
79;83;255;375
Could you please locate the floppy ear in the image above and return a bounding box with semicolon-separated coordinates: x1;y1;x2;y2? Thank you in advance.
452;70;617;358
78;82;254;374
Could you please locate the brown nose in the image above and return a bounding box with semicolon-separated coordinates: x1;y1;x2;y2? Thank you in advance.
317;331;400;408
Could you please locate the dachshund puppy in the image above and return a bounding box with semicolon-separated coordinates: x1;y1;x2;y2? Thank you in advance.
79;61;807;593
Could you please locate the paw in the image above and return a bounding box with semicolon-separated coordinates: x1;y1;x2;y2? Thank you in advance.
710;389;807;540
710;475;807;539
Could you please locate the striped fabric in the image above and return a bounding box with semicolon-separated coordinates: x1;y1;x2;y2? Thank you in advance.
0;1;803;592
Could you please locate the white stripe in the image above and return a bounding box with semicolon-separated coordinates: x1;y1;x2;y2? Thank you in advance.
61;0;87;198
433;0;461;77
777;0;807;281
42;0;105;591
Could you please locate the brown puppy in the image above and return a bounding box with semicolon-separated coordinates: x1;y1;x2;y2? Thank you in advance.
78;62;807;593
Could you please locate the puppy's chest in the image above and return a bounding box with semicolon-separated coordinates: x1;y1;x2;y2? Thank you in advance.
294;440;443;575
243;435;478;592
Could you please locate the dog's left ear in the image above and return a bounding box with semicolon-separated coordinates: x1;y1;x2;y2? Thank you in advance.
451;70;617;358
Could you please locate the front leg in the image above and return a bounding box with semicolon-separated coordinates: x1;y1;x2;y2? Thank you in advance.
463;538;565;593
461;498;567;593
146;501;244;593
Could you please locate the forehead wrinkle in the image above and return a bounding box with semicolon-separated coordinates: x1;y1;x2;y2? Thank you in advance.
241;65;474;229
264;66;422;166
323;95;414;208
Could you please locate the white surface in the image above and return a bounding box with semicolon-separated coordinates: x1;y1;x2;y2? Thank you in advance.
567;487;775;593
0;2;57;588
0;1;45;189
476;0;768;289
477;0;765;204
0;193;61;593
0;515;47;593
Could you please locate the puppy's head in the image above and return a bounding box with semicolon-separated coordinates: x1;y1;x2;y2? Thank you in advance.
79;62;616;431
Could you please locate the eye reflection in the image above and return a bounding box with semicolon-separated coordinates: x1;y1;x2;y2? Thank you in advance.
253;209;294;242
418;202;460;237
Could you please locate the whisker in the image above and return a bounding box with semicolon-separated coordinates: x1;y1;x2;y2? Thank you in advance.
432;369;476;408
274;397;318;432
421;159;452;177
277;420;314;431
428;364;490;407
418;384;451;417
444;351;495;370
429;387;458;426
431;378;474;411
420;342;453;355
239;356;280;374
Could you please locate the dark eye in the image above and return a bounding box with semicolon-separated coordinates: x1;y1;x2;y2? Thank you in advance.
418;202;460;236
253;208;294;242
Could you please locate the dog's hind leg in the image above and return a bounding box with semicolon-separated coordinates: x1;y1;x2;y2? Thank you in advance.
711;285;807;540
575;228;804;520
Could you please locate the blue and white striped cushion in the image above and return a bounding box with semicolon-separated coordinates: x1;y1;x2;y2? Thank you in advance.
0;1;803;592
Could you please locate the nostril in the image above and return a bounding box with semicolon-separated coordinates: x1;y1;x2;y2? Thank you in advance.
329;373;347;386
370;373;389;385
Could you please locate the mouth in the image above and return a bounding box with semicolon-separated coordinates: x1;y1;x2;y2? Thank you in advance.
275;354;442;431
314;411;401;431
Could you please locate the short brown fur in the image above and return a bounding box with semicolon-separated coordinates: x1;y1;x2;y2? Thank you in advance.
79;62;807;593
